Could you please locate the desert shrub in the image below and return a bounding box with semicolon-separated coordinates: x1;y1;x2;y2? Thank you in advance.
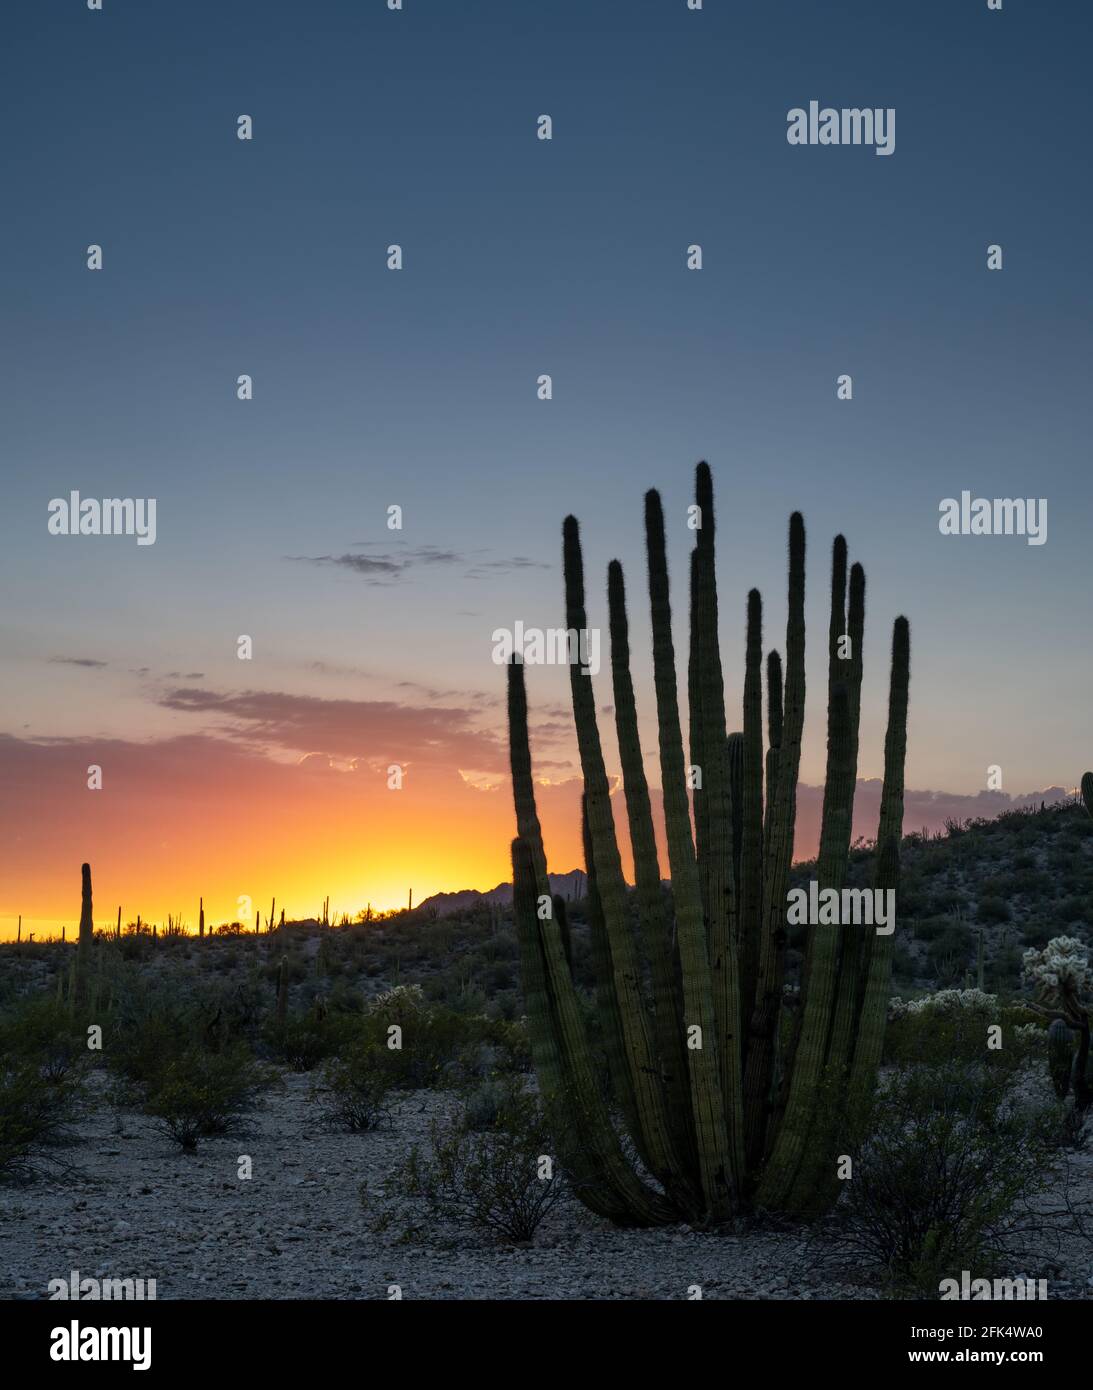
357;989;494;1089
311;1049;392;1132
385;1088;564;1242
885;991;1040;1076
985;943;1024;992
976;896;1012;924
264;1008;357;1071
0;1064;83;1182
143;1046;267;1152
1056;896;1093;926
0;995;90;1080
913;916;952;944
927;923;973;985
457;1074;536;1132
107;998;197;1091
832;1063;1057;1295
1020;919;1058;948
890;939;918;981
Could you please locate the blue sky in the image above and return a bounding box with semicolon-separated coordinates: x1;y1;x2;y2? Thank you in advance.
2;0;1091;926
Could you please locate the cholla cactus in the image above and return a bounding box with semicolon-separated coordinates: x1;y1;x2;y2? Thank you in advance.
369;983;425;1016
1022;936;1091;1001
1023;935;1092;1112
888;987;998;1021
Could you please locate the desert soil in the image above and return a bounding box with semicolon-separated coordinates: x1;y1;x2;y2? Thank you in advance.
2;1069;1090;1301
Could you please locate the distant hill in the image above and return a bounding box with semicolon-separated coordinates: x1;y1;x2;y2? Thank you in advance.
417;869;589;917
417;795;1093;997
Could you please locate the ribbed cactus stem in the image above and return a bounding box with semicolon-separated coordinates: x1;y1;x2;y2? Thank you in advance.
199;898;205;939
745;513;806;1171
726;734;744;890
843;616;911;1132
563;514;687;1199
645;488;734;1217
607;559;694;1171
508;661;675;1225
513;837;676;1225
551;894;572;971
760;590;859;1213
739;588;765;1047
688;550;708;920
692;462;746;1187
1081;772;1093;819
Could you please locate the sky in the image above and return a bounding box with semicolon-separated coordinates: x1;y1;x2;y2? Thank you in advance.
2;0;1091;937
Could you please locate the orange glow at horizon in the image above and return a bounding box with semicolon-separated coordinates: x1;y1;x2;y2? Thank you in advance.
0;733;592;942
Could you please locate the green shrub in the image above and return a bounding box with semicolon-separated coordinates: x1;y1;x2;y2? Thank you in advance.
976;896;1012;924
312;1049;392;1132
358;990;493;1089
384;1087;564;1242
143;1046;267;1152
885;994;1040;1076
0;1064;83;1182
0;995;90;1081
927;923;973;985
832;1063;1057;1296
264;1009;356;1071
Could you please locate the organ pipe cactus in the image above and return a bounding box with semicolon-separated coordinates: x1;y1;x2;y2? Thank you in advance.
507;462;910;1222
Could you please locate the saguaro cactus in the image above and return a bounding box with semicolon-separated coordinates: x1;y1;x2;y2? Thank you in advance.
508;463;910;1223
199;898;205;938
74;863;94;1009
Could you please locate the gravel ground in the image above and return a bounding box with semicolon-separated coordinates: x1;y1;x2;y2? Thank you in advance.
2;1069;1090;1301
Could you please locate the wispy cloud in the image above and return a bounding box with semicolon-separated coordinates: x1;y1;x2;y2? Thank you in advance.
49;656;107;669
158;686;506;770
289;543;548;585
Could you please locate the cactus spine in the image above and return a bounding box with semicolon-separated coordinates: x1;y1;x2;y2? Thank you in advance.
508;464;910;1222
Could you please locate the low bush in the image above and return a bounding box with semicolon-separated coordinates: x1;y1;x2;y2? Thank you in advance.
831;1063;1056;1296
311;1049;392;1132
383;1087;564;1242
0;1064;83;1182
143;1046;268;1152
